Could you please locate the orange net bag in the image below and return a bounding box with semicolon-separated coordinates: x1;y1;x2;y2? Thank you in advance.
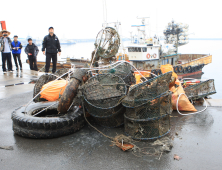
40;80;68;101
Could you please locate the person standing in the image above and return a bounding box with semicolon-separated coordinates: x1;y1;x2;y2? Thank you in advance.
11;35;23;70
25;38;39;71
42;27;61;73
0;29;13;73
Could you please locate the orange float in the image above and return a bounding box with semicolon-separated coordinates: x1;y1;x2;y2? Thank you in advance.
146;53;150;59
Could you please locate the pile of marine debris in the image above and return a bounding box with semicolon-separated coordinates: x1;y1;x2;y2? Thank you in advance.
11;63;216;156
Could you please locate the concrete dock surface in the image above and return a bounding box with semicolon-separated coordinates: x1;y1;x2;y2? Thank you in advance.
0;66;222;170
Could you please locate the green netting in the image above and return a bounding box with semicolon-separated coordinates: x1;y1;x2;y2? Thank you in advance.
184;79;216;100
122;72;172;107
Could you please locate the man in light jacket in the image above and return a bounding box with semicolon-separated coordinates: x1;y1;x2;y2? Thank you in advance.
25;38;39;71
0;29;13;73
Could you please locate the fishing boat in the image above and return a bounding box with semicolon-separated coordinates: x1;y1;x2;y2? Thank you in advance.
117;17;212;79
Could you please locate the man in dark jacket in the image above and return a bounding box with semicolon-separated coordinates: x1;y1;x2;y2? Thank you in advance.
25;38;39;71
11;35;23;70
0;29;13;73
42;27;61;73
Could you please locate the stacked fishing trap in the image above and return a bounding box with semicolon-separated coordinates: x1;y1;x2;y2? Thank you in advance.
83;74;127;127
99;62;136;86
184;79;216;100
122;72;173;140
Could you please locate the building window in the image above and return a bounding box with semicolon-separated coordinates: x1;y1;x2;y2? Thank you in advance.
142;47;147;52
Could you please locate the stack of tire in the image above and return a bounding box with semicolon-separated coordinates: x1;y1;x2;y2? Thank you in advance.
174;64;204;74
11;68;86;139
122;72;173;140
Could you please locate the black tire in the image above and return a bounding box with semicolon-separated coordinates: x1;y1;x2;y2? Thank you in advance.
151;69;157;77
178;66;183;73
174;66;179;73
187;66;192;73
33;74;57;102
191;66;196;72
183;67;188;73
200;64;205;69
156;69;162;76
11;102;85;139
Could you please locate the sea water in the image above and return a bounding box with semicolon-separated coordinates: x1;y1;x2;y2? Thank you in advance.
3;40;222;99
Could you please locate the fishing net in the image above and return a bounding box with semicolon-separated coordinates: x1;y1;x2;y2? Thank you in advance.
122;72;172;107
125;91;172;120
99;62;136;86
84;100;123;117
54;68;70;79
91;106;125;128
124;114;171;140
83;74;127;109
184;79;216;100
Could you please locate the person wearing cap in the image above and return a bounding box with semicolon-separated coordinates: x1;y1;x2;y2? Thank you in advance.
0;29;13;73
11;35;23;70
42;27;61;73
25;38;39;71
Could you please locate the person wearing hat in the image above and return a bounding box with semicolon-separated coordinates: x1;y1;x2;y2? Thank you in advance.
11;35;23;70
25;38;39;71
0;29;13;73
42;27;61;73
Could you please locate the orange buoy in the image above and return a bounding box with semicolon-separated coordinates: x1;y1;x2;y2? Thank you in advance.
146;53;150;59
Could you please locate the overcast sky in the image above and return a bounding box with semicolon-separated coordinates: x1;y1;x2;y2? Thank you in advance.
1;0;221;39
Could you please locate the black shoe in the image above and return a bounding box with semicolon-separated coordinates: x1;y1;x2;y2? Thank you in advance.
16;67;18;70
20;68;23;70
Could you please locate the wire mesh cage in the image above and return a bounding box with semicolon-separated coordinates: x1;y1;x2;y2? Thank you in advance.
122;71;172;108
84;101;123;117
124;114;171;140
125;91;172;120
99;62;136;86
83;74;127;109
92;106;126;128
54;68;70;79
184;79;216;100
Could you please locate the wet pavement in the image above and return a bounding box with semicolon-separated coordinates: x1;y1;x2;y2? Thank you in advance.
0;67;222;170
0;64;44;99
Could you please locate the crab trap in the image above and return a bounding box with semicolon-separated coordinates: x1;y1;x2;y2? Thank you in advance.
83;74;127;127
99;62;136;86
184;79;216;100
124;114;171;140
124;91;172;120
91;106;126;128
122;71;172;108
